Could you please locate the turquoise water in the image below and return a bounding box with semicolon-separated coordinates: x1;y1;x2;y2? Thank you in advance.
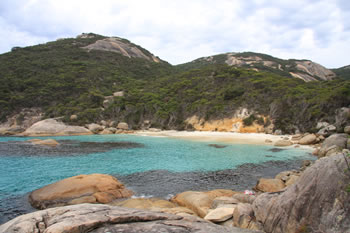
0;134;312;199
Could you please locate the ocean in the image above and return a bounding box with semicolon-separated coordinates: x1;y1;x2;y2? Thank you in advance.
0;134;313;223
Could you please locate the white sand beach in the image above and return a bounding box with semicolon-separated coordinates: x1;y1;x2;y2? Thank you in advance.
133;130;294;145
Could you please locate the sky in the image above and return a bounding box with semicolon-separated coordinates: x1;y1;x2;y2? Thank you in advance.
0;0;349;68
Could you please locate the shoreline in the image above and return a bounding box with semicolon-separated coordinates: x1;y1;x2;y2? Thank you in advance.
132;130;313;149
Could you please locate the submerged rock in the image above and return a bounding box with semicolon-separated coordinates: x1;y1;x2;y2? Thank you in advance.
29;174;133;209
209;144;228;148
30;139;59;147
0;204;255;233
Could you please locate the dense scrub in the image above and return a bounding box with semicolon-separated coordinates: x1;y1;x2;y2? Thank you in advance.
0;35;349;133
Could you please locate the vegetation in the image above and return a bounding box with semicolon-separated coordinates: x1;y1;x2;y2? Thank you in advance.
332;65;350;80
0;34;349;133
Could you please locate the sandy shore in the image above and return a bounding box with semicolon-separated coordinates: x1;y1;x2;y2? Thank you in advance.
133;130;294;146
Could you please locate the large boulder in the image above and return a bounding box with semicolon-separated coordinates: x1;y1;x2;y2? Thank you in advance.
87;123;104;134
344;125;350;134
317;124;337;136
252;154;350;233
29;174;133;209
117;122;129;130
273;140;293;147
22;119;92;136
0;204;255;233
254;178;285;193
318;133;348;157
171;189;238;218
298;134;317;145
335;107;350;129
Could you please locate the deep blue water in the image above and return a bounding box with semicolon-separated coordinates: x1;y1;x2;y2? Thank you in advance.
0;134;313;223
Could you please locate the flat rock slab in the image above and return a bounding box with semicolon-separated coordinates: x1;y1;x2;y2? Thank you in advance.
0;204;260;233
205;207;235;222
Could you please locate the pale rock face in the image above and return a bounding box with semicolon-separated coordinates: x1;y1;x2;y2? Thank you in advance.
83;37;160;63
252;154;350;233
205;207;235;222
316;121;330;129
113;91;124;97
0;204;250;233
22;119;92;136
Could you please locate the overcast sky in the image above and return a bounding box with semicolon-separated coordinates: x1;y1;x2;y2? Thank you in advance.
0;0;349;68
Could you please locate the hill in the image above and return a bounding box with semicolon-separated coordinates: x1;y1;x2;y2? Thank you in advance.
176;52;336;82
0;34;349;134
332;65;350;80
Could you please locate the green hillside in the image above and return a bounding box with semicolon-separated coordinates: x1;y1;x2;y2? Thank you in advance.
332;65;350;80
0;34;349;133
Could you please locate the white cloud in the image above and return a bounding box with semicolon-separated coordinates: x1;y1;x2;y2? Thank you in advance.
0;0;349;68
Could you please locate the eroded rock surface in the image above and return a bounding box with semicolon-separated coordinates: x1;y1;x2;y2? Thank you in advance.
252;154;350;233
29;174;133;209
22;119;92;136
171;189;238;218
0;204;259;233
83;37;160;63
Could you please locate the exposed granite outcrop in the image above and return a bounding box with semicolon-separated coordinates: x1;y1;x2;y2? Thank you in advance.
21;118;92;136
252;154;350;233
0;204;260;233
29;174;133;209
83;37;160;62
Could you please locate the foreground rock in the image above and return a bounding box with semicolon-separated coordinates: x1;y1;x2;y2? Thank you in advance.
113;198;197;217
29;174;133;209
254;178;285;193
0;204;258;233
252;154;350;233
22;119;92;136
171;189;238;218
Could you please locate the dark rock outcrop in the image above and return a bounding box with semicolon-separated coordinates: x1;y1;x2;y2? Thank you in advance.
252;154;350;233
0;204;259;233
